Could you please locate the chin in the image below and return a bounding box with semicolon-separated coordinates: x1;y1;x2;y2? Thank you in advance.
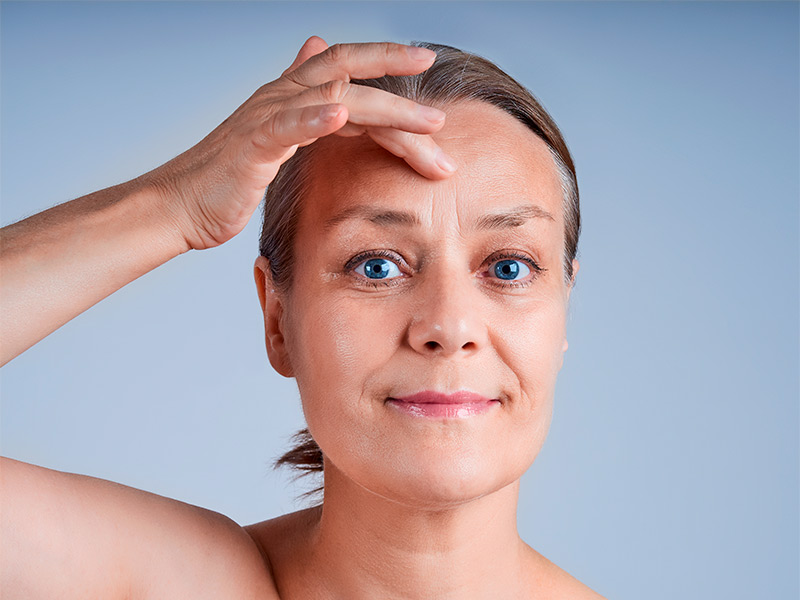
314;404;549;509
355;453;526;510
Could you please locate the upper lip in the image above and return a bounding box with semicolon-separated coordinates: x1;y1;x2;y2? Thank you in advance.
391;391;495;404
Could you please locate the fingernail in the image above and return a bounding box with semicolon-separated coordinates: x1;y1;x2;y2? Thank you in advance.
320;104;343;122
435;150;458;173
407;46;436;61
420;105;446;124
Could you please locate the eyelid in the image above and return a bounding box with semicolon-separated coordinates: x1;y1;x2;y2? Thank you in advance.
481;251;545;287
344;249;410;287
485;251;543;270
344;249;408;273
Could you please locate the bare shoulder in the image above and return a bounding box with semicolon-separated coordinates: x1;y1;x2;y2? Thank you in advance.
525;545;607;599
244;505;323;595
130;491;281;599
245;505;321;565
1;457;279;599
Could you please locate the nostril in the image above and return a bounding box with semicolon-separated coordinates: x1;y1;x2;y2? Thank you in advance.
424;341;441;351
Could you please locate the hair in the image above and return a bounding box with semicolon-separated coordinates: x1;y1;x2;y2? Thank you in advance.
259;42;580;500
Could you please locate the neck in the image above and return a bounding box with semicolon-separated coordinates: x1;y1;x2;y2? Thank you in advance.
296;461;529;599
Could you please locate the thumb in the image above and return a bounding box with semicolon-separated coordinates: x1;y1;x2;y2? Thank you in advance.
282;35;329;76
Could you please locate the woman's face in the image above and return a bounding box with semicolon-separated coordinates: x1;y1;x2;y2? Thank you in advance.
260;101;576;507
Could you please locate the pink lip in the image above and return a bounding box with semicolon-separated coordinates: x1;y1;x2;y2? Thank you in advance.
387;391;500;418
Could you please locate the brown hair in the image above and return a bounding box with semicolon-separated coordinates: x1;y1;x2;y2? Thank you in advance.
260;42;580;499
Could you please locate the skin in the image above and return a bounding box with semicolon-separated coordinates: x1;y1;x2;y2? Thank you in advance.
0;37;604;598
249;101;600;598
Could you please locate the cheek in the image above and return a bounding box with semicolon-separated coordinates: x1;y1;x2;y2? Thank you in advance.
490;299;566;462
290;296;402;389
494;296;567;390
286;293;407;447
286;294;415;489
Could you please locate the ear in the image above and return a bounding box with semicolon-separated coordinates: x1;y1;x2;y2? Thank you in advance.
254;256;294;378
566;259;580;302
562;259;580;353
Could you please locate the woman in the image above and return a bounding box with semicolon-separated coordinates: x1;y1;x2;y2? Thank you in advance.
1;37;603;598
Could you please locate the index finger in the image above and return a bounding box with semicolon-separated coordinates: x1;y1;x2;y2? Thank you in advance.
284;42;437;88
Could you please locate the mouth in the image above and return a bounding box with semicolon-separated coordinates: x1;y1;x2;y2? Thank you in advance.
386;391;501;419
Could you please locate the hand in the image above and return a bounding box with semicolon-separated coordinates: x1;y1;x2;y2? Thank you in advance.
142;36;456;252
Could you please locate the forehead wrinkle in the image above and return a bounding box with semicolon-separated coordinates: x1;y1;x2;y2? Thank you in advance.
321;198;558;237
309;103;564;240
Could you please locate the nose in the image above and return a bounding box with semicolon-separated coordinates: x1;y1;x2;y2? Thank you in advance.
406;272;488;357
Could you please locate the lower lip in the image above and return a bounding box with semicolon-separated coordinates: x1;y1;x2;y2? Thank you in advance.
387;399;500;418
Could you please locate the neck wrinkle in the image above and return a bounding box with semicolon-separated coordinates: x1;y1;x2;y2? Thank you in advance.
303;461;528;599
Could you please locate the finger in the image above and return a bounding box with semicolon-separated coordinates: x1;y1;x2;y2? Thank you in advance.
291;80;446;134
282;35;329;76
332;122;367;137
285;42;436;88
251;103;348;161
362;127;458;180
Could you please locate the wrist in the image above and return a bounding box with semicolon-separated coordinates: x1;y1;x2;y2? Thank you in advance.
126;173;194;257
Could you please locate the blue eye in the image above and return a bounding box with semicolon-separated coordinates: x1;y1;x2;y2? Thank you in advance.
491;258;530;281
354;257;402;280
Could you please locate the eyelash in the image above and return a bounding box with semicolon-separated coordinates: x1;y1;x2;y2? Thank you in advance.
344;250;545;289
344;250;407;288
483;252;545;289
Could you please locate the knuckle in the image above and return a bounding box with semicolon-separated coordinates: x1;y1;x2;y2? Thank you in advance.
405;132;426;152
382;42;396;61
406;134;437;162
382;130;413;158
253;82;286;106
390;93;414;114
320;79;349;103
260;113;280;143
325;43;347;64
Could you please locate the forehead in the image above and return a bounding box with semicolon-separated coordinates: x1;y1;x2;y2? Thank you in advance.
303;100;564;231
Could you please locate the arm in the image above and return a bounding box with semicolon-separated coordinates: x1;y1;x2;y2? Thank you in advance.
0;37;455;366
0;180;184;366
0;457;280;599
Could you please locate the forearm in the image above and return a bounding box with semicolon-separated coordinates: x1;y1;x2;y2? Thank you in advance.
0;179;187;365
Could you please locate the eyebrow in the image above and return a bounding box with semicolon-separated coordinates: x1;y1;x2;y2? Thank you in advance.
323;206;420;231
474;204;555;229
323;203;554;232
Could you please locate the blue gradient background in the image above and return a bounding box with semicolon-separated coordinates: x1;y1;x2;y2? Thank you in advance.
1;2;797;597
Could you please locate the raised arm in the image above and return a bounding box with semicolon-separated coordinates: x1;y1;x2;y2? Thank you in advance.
0;37;455;366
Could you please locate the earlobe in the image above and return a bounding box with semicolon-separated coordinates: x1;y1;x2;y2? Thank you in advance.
253;256;294;378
